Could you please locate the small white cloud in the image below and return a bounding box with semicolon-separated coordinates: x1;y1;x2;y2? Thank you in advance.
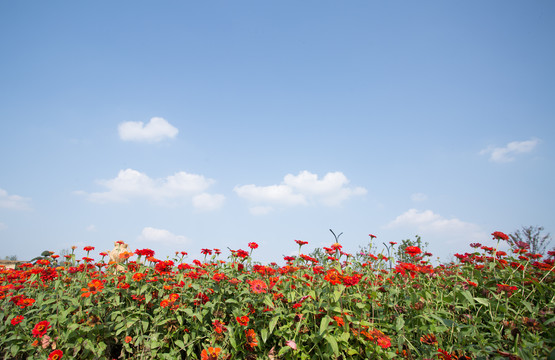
118;117;178;143
411;193;428;202
480;138;540;163
0;188;32;210
82;169;217;206
249;206;274;215
137;227;189;245
385;209;485;243
85;225;96;232
192;193;225;212
234;171;366;210
234;184;307;206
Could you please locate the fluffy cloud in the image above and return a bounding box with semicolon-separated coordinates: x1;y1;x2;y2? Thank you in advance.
386;209;485;241
118;117;178;143
234;171;367;213
85;225;96;232
0;188;32;210
192;193;225;212
82;169;224;209
137;227;189;245
480;138;540;163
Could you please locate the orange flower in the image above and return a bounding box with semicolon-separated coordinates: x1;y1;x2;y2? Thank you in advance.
160;299;170;308
213;320;227;334
420;333;438;345
324;269;342;285
201;347;221;360
245;328;258;349
125;336;132;343
333;316;345;327
81;279;104;297
132;273;145;281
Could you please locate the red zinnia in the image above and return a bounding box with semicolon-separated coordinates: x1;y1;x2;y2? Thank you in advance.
83;246;95;252
491;231;509;241
236;316;249;326
11;315;24;325
295;239;308;246
213;320;227;334
135;248;155;257
32;320;50;338
249;279;268;294
248;242;258;249
48;350;63;360
405;246;422;257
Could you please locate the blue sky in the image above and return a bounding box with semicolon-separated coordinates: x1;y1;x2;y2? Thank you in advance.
1;1;554;264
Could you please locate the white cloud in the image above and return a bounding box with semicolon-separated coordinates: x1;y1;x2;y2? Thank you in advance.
118;117;178;143
234;184;307;206
386;209;485;242
0;188;32;210
234;170;367;212
137;227;189;245
192;193;225;212
411;193;428;202
480;138;540;163
85;225;96;232
81;169;223;209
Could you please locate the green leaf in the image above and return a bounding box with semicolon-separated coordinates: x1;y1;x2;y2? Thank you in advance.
461;290;475;306
395;316;405;332
269;316;279;334
319;316;331;336
174;339;186;350
474;297;490;307
261;328;268;343
325;334;339;356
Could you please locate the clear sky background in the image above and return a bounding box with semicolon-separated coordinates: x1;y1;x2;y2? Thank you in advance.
1;1;554;264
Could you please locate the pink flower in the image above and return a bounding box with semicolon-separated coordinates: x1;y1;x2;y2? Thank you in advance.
285;340;297;350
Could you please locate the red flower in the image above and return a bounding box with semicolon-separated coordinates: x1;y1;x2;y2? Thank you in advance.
491;231;509;241
135;248;155;257
249;279;268;294
48;350;63;360
212;320;227;334
125;336;132;343
83;246;95;252
248;242;258;249
236;316;249;326
201;248;213;255
32;320;51;338
324;269;342;285
11;315;24;325
405;246;422;257
330;243;342;251
295;239;308;246
369;234;377;239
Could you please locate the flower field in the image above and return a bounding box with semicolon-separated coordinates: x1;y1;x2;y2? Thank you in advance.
1;232;554;360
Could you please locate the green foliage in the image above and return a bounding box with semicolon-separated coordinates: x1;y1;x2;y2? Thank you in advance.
0;237;553;359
